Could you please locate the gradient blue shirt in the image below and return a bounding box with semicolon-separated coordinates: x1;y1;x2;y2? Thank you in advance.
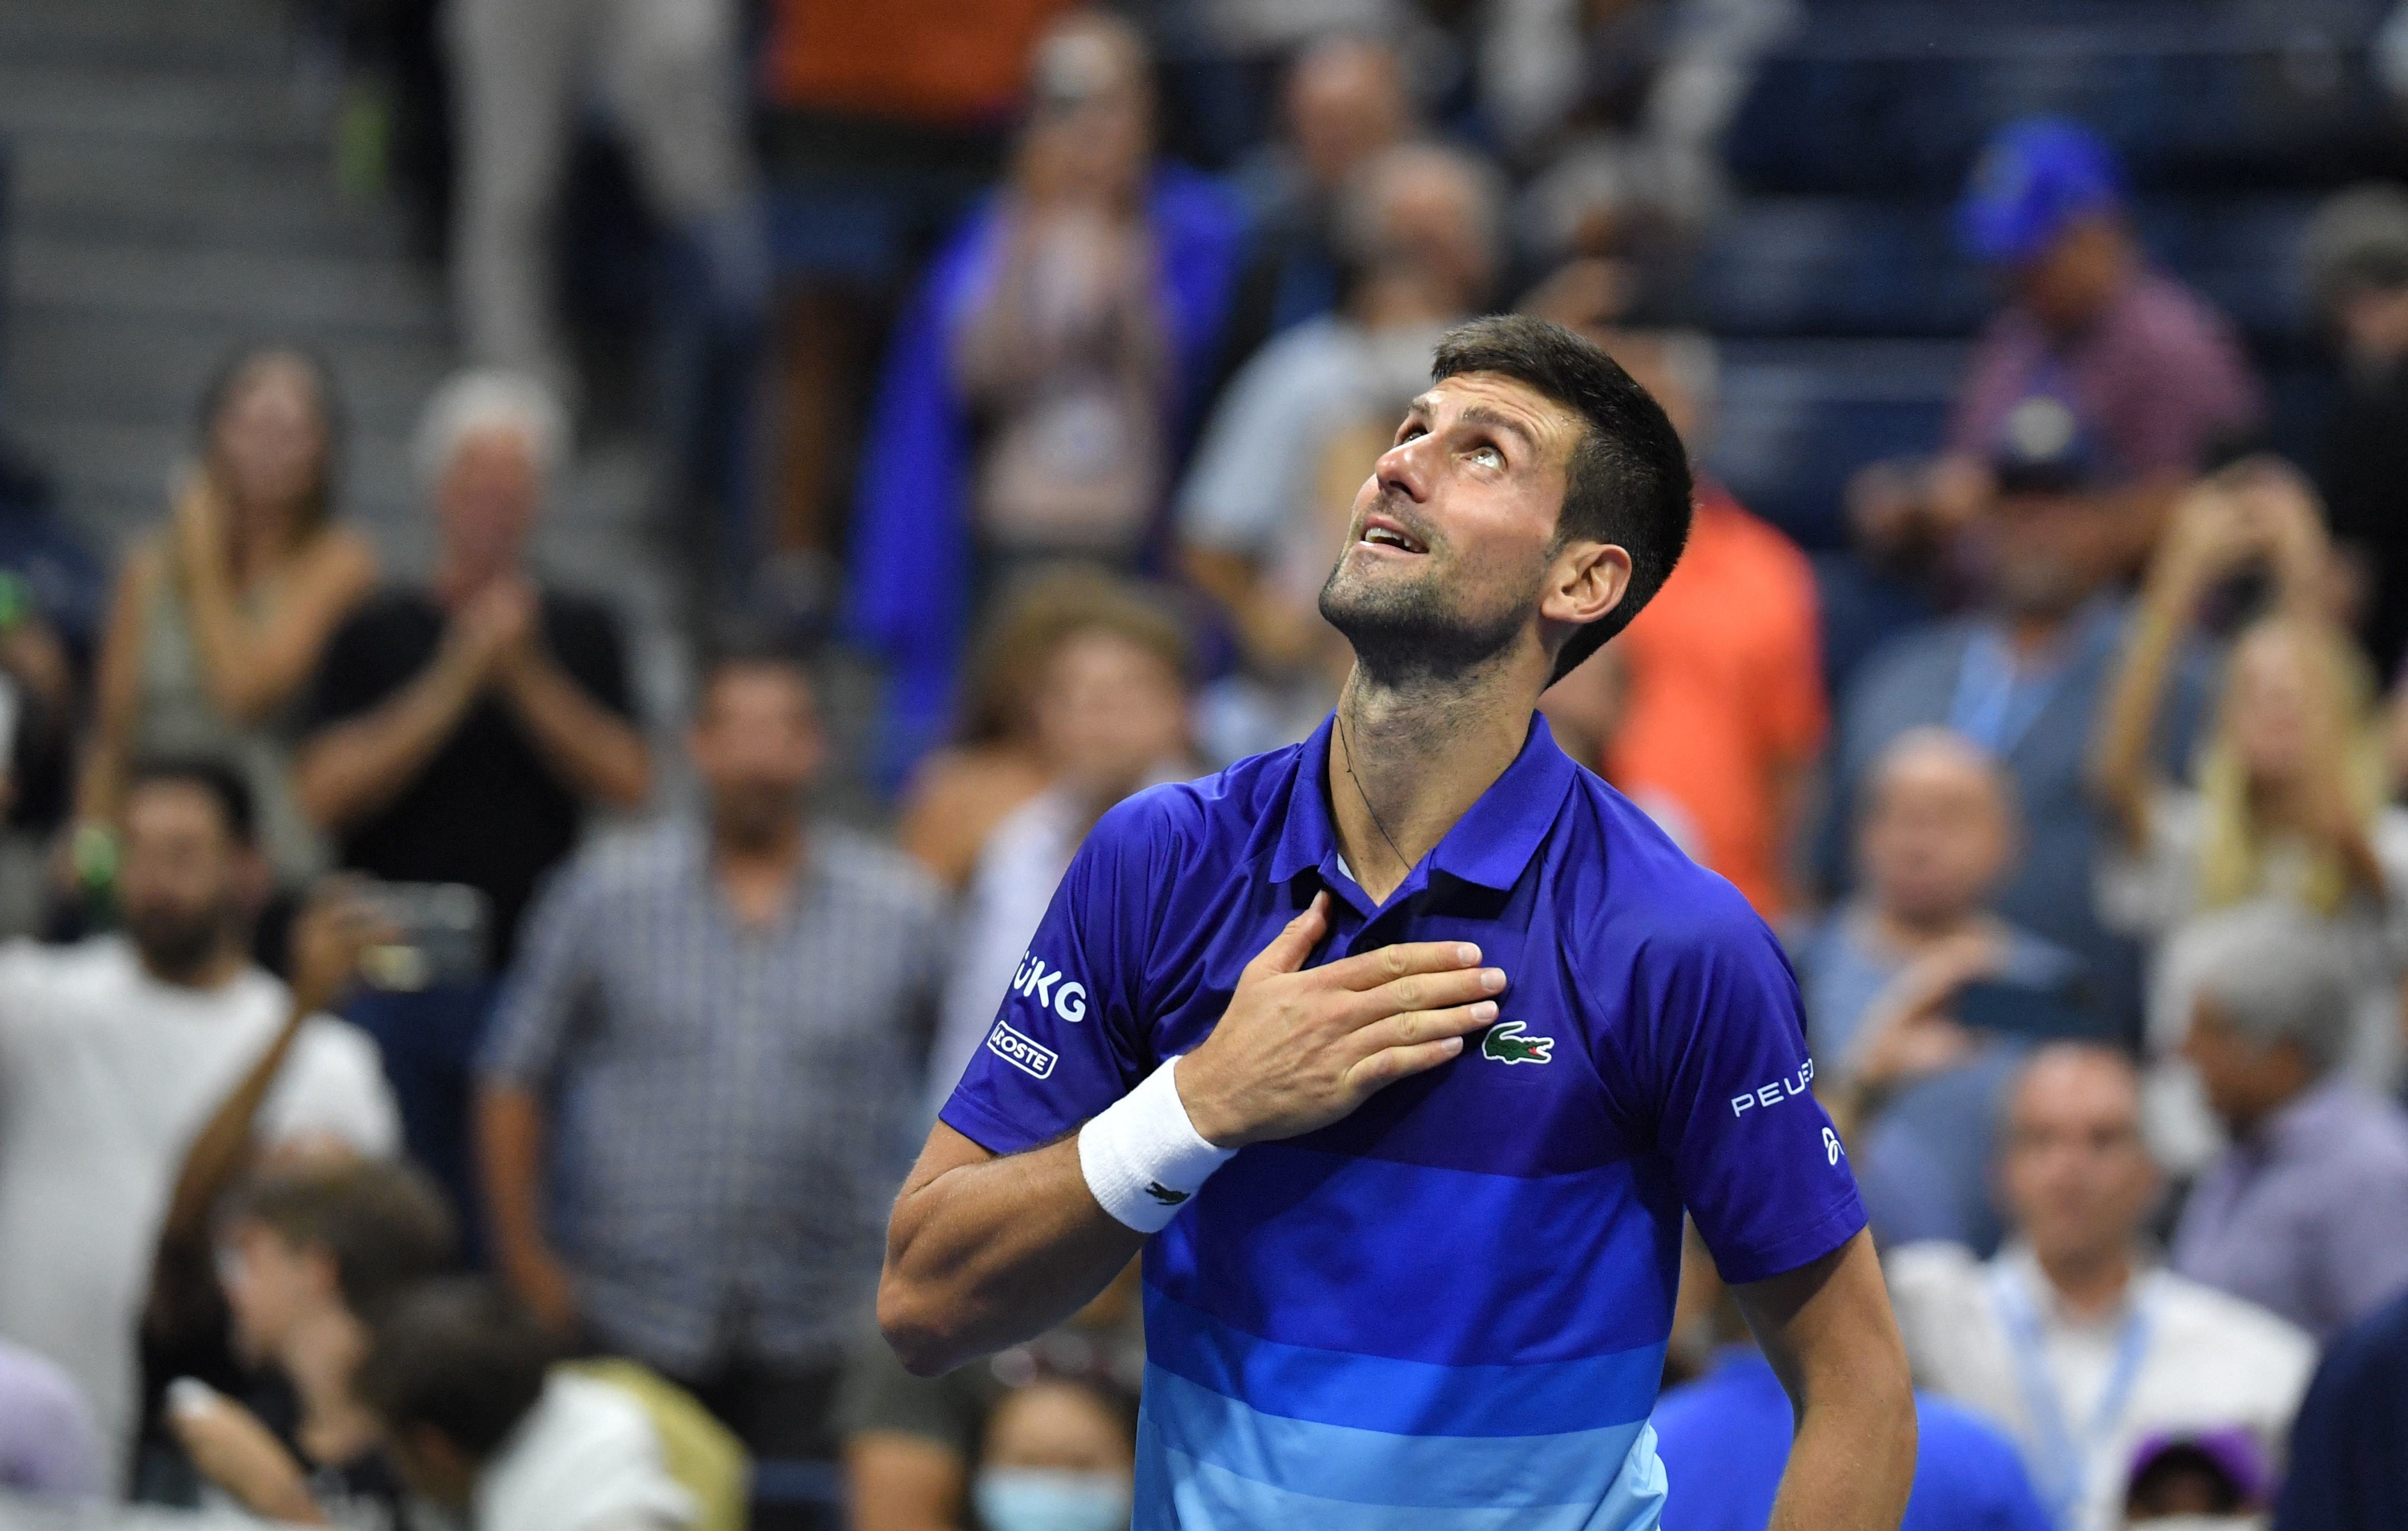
941;715;1867;1529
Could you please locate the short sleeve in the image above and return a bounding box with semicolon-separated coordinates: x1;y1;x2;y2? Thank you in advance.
1634;908;1866;1284
301;601;414;733
260;1020;401;1156
546;597;637;720
936;793;1167;1156
481;857;603;1089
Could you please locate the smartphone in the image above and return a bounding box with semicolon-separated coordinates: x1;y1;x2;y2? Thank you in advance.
354;881;490;992
1951;976;2104;1043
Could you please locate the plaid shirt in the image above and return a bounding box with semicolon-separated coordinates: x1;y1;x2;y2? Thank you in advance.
482;821;945;1373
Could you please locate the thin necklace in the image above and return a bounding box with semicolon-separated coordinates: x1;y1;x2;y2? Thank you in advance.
1335;700;1413;879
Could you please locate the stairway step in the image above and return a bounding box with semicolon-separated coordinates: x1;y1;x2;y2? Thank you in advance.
12;233;446;340
0;61;319;158
0;0;284;71
8;138;404;260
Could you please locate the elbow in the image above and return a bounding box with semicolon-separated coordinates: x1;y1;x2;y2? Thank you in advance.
876;1265;970;1378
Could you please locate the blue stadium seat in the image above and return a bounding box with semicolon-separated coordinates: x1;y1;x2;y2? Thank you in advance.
1694;195;2318;344
1705;340;1964;547
1726;5;2395;198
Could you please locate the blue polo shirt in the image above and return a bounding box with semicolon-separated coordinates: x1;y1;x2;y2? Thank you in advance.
941;715;1867;1529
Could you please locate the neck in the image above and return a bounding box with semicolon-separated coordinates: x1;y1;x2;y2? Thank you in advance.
2033;1242;2136;1322
1328;664;1530;902
2004;607;2077;656
714;817;806;924
1867;905;1988;952
283;1311;380;1466
435;553;514;608
140;943;247;991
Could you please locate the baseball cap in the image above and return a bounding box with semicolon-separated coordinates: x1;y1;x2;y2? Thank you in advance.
2125;1427;2273;1510
1989;392;2107;493
1957;118;2124;267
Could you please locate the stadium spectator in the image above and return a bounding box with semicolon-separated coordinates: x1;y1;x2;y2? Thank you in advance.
1482;0;1798;242
1590;329;1823;918
754;0;1075;571
1653;1239;2052;1531
296;371;649;1239
1211;34;1416;384
2303;183;2408;674
358;1280;695;1531
478;642;942;1529
943;17;1179;578
2169;903;2408;1340
444;0;761;404
966;1376;1135;1531
837;1264;1143;1531
171;1158;457;1525
2121;1428;2270;1527
0;1340;102;1500
0;761;397;1482
925;575;1194;1115
1853;119;2264;587
1887;1045;2315;1531
1825;390;2214;1030
1181;141;1500;762
78;349;377;889
849;9;1246;781
1798;728;2082;1251
2273;1287;2408;1531
895;590;1086;894
2094;466;2408;1167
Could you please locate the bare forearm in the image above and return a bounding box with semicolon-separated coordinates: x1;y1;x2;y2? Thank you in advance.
1742;1233;1917;1531
879;1130;1142;1376
478;1084;557;1268
295;652;482;829
497;655;651;811
1767;1391;1918;1531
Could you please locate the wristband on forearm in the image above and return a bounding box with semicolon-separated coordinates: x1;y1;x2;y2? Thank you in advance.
1077;1057;1236;1233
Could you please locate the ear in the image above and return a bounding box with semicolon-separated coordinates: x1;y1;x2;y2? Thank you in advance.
1540;540;1633;630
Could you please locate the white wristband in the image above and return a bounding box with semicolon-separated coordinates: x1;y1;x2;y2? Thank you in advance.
1078;1057;1236;1233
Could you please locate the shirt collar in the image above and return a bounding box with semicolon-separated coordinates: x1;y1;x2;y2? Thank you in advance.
2257;1074;2358;1159
1994;1240;2157;1331
1268;712;1581;893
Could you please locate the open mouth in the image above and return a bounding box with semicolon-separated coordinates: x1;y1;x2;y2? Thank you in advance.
1359;517;1430;555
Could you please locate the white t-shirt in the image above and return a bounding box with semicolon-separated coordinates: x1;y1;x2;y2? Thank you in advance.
0;937;398;1480
473;1371;692;1531
1887;1241;2314;1531
2096;788;2408;1169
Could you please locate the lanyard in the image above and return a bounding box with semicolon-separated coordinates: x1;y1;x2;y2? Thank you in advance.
1948;626;2065;759
1990;1266;2155;1531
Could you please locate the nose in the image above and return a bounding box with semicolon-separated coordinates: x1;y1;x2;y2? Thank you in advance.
1371;430;1436;504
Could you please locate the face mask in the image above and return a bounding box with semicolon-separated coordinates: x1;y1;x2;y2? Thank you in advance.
973;1467;1133;1531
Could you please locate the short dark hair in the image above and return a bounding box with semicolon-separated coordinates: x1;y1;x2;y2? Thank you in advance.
356;1279;555;1460
1430;314;1693;681
228;1159;459;1323
127;756;257;845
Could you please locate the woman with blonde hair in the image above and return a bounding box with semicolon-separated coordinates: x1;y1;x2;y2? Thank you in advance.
2092;462;2408;1163
74;348;380;889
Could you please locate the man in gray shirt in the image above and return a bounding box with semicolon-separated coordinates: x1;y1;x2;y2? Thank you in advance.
2172;903;2408;1340
477;642;944;1529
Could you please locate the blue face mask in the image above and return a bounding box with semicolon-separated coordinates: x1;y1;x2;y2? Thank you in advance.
973;1467;1133;1531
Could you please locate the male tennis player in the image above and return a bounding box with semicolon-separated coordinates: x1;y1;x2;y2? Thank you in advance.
881;314;1916;1528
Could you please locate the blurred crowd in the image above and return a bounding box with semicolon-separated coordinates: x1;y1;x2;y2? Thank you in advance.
4;1;2408;1529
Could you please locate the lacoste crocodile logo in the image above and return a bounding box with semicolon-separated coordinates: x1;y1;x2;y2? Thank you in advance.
1480;1020;1554;1065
